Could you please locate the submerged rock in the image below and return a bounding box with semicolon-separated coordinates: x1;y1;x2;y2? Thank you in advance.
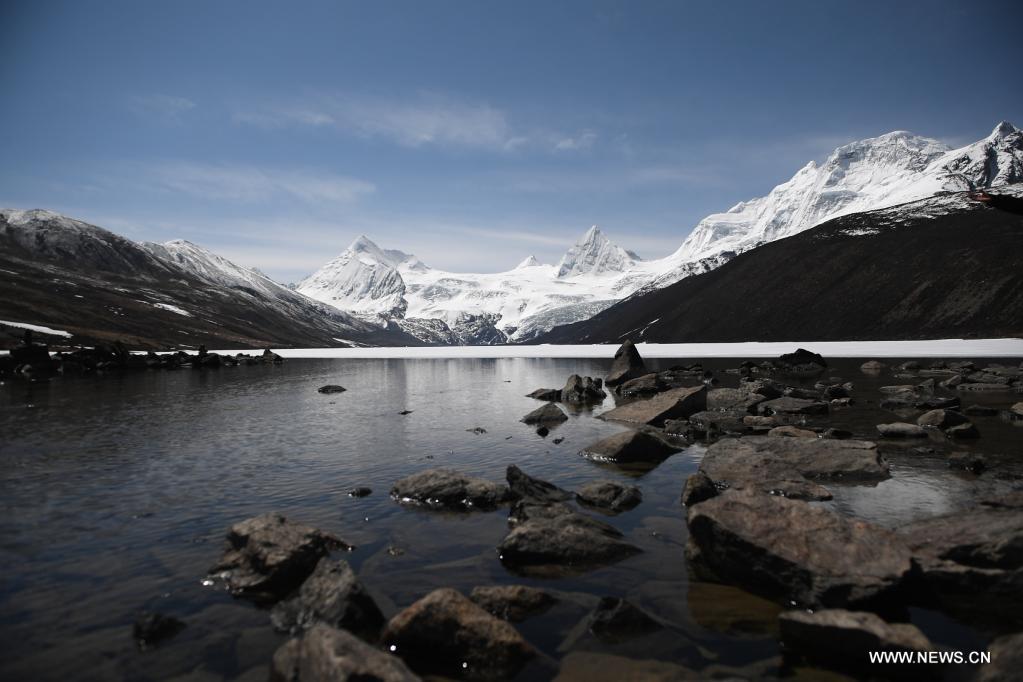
586;597;663;642
706;387;766;412
381;588;535;680
391;469;512;511
605;340;647;386
779;609;932;674
876;422;928;438
686;490;912;609
506;465;572;504
271;623;419;682
600;385;707;426
552;652;696;682
209;513;349;602
133;612;186;650
469;585;558;622
860;360;887;373
499;502;640;572
579;430;681;464
317;385;346;394
575;480;642;513
520;403;568;425
270;558;385;638
767;425;817;438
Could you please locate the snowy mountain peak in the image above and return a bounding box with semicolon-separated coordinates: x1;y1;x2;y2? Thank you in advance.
515;255;541;269
556;225;637;278
297;237;408;317
990;120;1018;140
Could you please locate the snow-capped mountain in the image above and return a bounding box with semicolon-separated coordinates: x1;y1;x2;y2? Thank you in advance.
0;209;419;348
672;120;1022;263
298;226;662;343
299;120;1021;344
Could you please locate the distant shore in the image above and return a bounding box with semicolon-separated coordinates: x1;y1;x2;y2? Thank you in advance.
194;338;1023;360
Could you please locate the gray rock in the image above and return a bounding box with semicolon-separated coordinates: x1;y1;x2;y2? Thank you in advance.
901;500;1023;623
526;388;561;401
270;558;383;637
616;372;665;397
966;371;1012;385
739;378;784;400
963;404;999;416
520;402;568;425
209;513;349;602
876;422;928;438
391;469;512;511
946;422;979;438
706;387;766;412
575;480;642;513
579;430;681;463
916;409;970;430
757;396;828;415
860;360;887;372
958;382;1014;392
381;588;535;680
506;465;572;503
687;490;912;608
270;624;420;682
499;502;640;572
605;340;647;386
469;585;558;622
777;348;828;375
947;452;986;474
561;374;606;404
768;425;817;438
600;385;707;426
976;632;1023;682
317;385;346;394
693;437;888;502
779;609;931;673
681;471;718;508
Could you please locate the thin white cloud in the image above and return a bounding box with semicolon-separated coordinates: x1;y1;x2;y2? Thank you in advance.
113;161;375;206
234;92;598;154
554;130;598;152
128;94;196;122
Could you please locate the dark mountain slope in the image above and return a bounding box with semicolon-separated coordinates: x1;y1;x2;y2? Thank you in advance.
535;191;1023;344
0;210;422;350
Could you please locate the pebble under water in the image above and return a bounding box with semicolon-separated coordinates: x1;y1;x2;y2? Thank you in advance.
1;355;1021;681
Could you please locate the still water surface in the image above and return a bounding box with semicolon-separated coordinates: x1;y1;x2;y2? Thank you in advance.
1;356;1021;680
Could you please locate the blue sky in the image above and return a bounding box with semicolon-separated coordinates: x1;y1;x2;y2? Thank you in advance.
1;0;1020;281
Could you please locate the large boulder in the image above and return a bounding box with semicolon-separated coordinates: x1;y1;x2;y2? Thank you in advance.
579;430;681;464
686;410;748;437
469;585;558;622
976;632;1023;682
779;609;932;675
901;499;1023;626
776;348;827;375
575;480;643;513
380;588;535;680
209;513;349;602
391;469;512;511
757;396;828;416
605;340;647;386
270;559;384;638
499;502;640;573
270;623;420;682
600;385;707;426
561;374;607;404
686;491;913;609
520;403;569;425
691;437;889;502
506;465;572;504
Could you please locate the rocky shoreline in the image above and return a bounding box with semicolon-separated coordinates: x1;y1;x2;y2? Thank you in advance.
114;340;1023;680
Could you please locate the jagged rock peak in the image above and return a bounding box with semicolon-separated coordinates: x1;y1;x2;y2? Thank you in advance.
556;225;637;279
